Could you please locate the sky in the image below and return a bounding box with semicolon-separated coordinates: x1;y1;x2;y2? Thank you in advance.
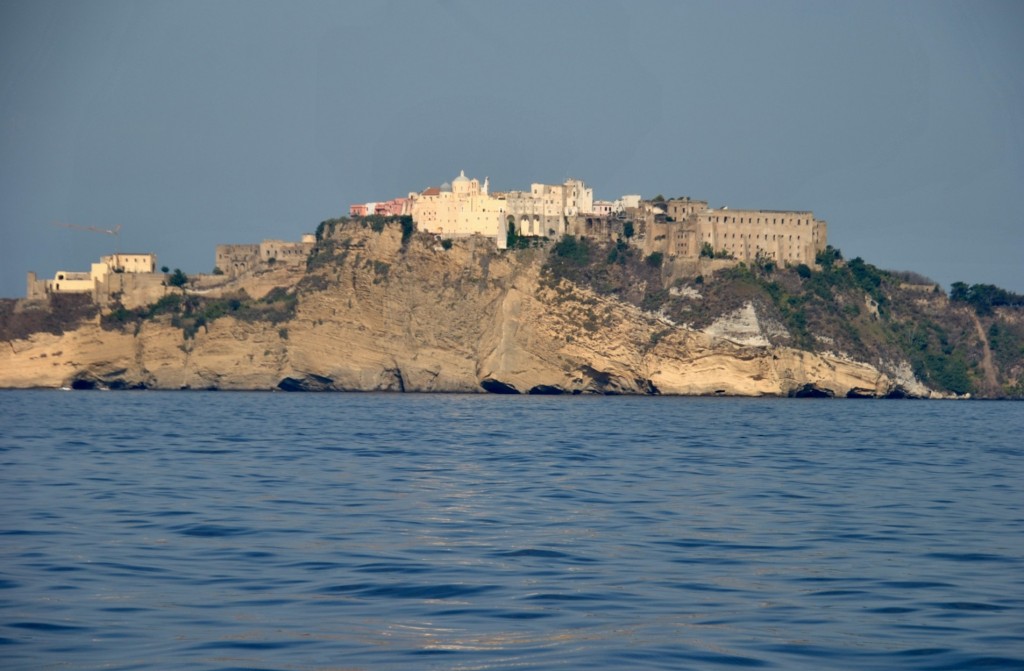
1;0;1022;298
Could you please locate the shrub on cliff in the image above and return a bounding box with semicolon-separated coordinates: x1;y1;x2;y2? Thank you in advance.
544;235;671;315
950;282;1024;316
167;269;188;288
0;294;98;341
400;216;414;244
553;235;592;266
99;287;296;339
815;245;843;268
699;242;734;259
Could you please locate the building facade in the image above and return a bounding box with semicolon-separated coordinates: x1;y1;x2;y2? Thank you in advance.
27;253;159;300
215;236;315;279
349;173;829;262
350;197;412;218
693;207;826;265
505;178;594;238
411;171;508;248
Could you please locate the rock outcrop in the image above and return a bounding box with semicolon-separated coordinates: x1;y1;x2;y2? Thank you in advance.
0;222;952;397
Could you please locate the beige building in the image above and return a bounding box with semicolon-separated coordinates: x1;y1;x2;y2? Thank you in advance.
569;196;828;267
99;253;157;274
215;236;315;278
27;253;160;301
506;178;594;238
695;207;826;265
666;197;708;221
634;200;827;265
215;244;260;277
411;171;508;248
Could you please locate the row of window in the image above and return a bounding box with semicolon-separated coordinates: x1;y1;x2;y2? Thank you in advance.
705;233;802;241
710;216;811;226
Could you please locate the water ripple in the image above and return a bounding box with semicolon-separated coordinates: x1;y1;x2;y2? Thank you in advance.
1;392;1022;670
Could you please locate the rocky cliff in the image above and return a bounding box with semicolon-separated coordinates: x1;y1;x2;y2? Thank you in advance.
2;218;1021;397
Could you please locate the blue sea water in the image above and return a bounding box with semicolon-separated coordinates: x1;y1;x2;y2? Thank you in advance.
0;391;1022;670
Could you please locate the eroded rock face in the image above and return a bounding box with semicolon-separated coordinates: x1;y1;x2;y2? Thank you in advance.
0;224;939;397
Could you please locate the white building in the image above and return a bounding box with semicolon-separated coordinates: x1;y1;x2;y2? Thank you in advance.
411;171;508;248
505;178;594;238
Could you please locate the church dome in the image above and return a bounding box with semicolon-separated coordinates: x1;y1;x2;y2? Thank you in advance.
440;182;452;192
452;170;469;184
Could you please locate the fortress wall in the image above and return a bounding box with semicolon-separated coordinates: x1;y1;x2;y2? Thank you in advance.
697;209;825;265
259;239;314;265
97;273;168;309
666;198;708;221
216;244;260;278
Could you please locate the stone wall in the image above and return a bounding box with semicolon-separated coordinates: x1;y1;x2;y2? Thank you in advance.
216;244;261;278
696;209;826;265
97;272;169;309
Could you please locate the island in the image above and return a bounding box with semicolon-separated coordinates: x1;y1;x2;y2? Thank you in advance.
3;172;1022;398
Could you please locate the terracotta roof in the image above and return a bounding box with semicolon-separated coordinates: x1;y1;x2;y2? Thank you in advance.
422;187;441;196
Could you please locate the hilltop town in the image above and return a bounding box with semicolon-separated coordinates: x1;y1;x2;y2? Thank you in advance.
6;171;1023;398
352;170;826;266
26;171;827;309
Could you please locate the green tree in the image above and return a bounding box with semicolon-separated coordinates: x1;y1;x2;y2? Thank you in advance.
552;235;591;265
168;269;188;288
623;221;635;239
400;215;415;244
506;221;520;249
949;282;1024;315
816;245;843;268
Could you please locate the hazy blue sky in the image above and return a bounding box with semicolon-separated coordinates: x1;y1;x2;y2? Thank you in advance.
2;0;1022;298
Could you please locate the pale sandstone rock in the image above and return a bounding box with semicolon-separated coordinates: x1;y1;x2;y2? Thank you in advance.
702;302;771;347
0;225;937;397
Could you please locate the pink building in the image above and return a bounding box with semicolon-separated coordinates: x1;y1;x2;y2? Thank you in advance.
377;197;411;216
350;197;410;217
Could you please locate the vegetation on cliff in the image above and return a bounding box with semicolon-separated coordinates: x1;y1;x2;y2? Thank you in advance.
0;294;98;342
950;282;1024;316
538;235;1024;398
3;217;1022;398
101;288;297;339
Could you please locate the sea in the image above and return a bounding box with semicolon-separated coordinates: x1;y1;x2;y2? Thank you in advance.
1;391;1022;671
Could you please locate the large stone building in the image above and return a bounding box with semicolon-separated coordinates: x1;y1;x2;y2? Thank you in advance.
505;179;593;238
692;207;826;265
27;253;158;299
354;172;827;265
26;253;166;307
411;171;508;248
215;236;315;279
569;196;827;266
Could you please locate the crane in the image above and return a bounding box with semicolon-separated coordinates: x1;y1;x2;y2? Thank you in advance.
52;221;122;253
